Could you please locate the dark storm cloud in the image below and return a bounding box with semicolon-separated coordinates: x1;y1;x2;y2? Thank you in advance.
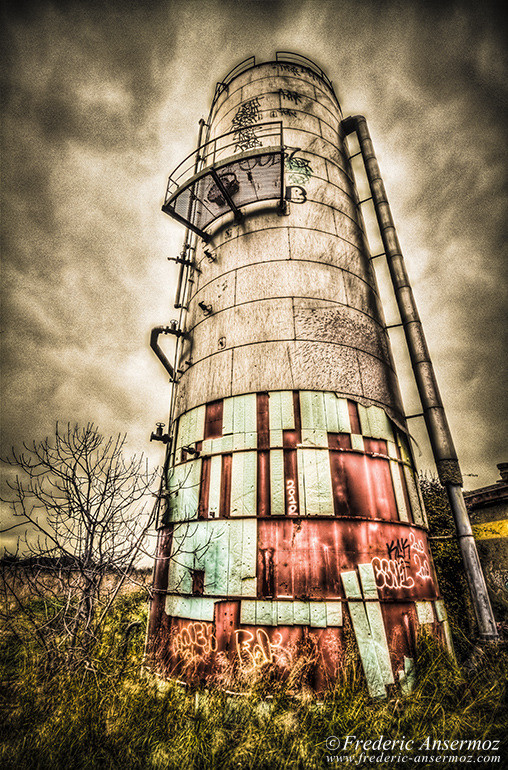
0;0;506;512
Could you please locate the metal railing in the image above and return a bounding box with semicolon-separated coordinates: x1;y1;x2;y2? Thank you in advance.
164;121;283;202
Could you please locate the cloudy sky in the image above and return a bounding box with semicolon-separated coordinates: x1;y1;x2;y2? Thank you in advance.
1;0;507;527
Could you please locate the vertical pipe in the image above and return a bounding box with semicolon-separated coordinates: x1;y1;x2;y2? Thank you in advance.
342;115;498;642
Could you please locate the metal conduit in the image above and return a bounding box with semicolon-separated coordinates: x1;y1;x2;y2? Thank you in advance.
342;115;498;642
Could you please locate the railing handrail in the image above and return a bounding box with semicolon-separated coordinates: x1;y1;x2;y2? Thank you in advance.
165;121;283;200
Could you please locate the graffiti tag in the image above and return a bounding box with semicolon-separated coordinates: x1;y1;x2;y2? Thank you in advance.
372;557;415;590
172;621;217;661
235;628;291;669
278;89;302;104
286;478;298;514
285;185;307;204
231;97;263;152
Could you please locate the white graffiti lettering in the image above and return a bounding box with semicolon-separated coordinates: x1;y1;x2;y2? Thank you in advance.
372;557;415;590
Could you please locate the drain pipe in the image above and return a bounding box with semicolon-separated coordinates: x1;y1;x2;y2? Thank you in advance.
150;325;183;381
341;115;498;642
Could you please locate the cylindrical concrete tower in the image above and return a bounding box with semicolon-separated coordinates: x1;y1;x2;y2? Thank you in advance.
147;54;452;697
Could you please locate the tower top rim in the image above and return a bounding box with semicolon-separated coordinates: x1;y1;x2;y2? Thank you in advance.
210;51;341;113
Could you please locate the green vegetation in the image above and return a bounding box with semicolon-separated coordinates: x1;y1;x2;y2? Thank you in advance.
1;476;506;769
1;590;507;769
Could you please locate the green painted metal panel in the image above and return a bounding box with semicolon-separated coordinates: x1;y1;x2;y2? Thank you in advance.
208;454;222;518
268;391;282;430
298;448;318;515
297;448;307;517
270;449;285;516
312;391;327;430
365;602;394;684
280;390;295;429
241;518;257;596
403;465;424;525
316;447;334;515
434;599;447;622
324;391;339;433
387;440;398;459
212;520;229;595
277;601;294;625
228;519;244;596
350;434;365;451
325;602;343;626
223;396;234;435
299;391;314;430
341;570;363;599
358;562;378;598
348;602;387;698
310;602;327;627
269;428;283;447
301;428;328;447
390;460;409;522
256;600;277;625
243;393;257;432
415;601;435;625
358;404;370;437
233;393;246;434
231;451;257;516
293;601;311;625
240;600;256;625
336;397;351;433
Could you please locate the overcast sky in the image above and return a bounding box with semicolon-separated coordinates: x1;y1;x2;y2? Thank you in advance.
1;0;507;532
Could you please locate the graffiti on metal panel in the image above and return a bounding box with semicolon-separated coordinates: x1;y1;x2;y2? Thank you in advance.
235;628;291;669
286;478;298;514
385;532;431;582
277;89;302;104
285;185;307;204
238;154;278;171
273;62;321;82
372;557;415;590
207;172;240;207
172;621;217;661
409;531;431;580
270;108;297;118
285;156;313;186
231;97;263;152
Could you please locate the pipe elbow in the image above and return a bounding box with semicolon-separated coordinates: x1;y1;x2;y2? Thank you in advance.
341;115;366;135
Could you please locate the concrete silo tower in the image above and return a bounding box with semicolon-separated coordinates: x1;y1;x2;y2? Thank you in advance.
146;53;496;696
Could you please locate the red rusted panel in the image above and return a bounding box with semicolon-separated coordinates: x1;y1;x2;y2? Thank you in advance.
257;450;270;517
220;453;232;518
198;456;211;518
347;399;361;434
329;451;398;520
257;519;439;602
283;448;299;516
256;392;270;449
204;399;223;439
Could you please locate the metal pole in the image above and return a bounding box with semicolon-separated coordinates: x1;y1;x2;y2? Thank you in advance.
341;115;498;641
